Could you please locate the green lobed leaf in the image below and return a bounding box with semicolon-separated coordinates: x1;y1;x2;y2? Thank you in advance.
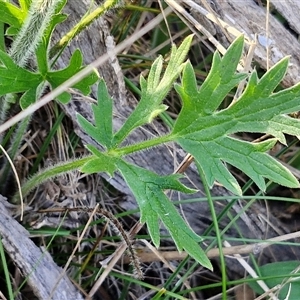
0;50;42;95
116;159;213;270
112;34;194;146
19;0;31;11
36;4;68;76
19;85;40;109
77;79;113;149
0;1;26;32
178;136;298;195
46;49;98;104
172;35;300;195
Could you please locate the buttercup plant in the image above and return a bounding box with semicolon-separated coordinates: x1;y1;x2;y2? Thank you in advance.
2;0;300;276
12;33;300;271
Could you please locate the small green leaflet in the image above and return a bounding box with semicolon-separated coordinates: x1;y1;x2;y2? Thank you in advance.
172;35;300;195
2;48;99;109
77;79;113;150
0;50;42;95
0;1;27;33
112;35;193;146
35;0;68;76
116;159;213;270
45;49;99;105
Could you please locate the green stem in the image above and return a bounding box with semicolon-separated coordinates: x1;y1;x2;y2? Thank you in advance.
0;238;14;300
16;132;173;202
0;0;63;125
111;133;173;156
0;116;31;191
13;155;93;203
49;0;123;59
196;161;227;300
10;0;63;67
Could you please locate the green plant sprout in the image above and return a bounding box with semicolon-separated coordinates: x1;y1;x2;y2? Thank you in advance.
13;33;300;271
0;0;99;190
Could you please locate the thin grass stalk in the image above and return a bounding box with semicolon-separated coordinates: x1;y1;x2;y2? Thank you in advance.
0;116;30;190
0;238;14;300
196;161;227;299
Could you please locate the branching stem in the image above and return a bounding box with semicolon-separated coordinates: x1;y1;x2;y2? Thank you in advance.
110;133;174;156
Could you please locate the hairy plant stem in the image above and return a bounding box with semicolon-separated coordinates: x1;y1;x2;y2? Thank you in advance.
13;155;93;203
49;0;123;59
17;133;174;202
0;0;63;193
1;0;63;122
110;133;174;156
10;0;62;67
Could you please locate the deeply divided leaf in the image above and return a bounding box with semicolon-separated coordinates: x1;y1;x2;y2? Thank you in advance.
77;79;113;149
116;159;213;270
0;50;42;96
172;35;300;194
112;35;194;146
77;34;300;273
46;49;99;104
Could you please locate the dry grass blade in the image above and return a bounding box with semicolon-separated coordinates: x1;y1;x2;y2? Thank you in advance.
183;0;251;43
223;241;278;300
38;205;143;280
48;204;100;300
122;230;300;264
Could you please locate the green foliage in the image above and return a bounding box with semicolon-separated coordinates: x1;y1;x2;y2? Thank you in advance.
248;261;300;298
0;50;42;95
0;0;98;109
172;36;300;195
112;35;193;146
116;160;211;267
0;0;27;34
2;0;300;280
77;79;113;150
76;35;300;271
78;37;213;269
0;46;98;108
42;49;99;105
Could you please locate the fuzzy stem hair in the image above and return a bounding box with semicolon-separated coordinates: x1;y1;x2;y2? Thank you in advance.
9;0;63;67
